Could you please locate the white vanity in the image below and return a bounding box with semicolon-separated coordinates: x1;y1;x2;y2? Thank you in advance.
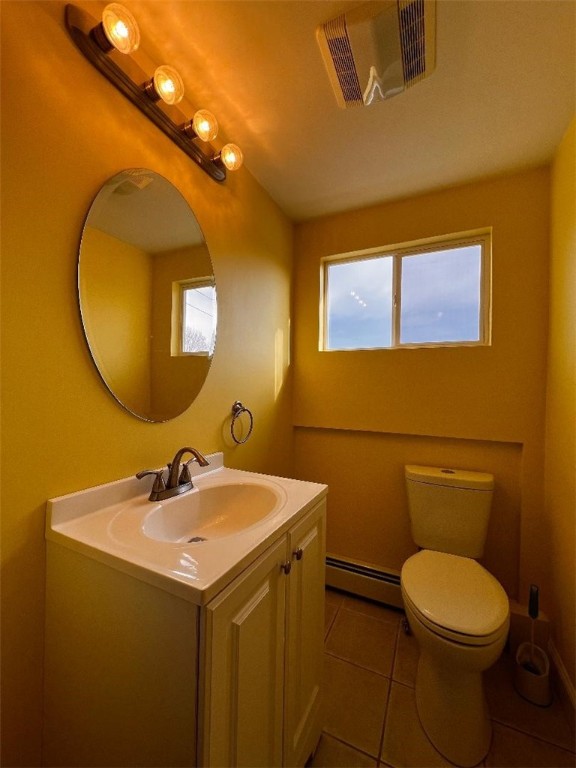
43;453;327;767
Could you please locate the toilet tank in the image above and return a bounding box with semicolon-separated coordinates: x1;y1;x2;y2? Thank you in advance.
405;465;494;558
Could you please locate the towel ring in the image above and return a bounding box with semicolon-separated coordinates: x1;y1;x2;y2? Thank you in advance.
230;401;254;445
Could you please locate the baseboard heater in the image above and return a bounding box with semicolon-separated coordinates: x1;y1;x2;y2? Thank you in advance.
325;555;404;609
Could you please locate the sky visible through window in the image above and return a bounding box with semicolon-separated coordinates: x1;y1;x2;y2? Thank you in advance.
326;245;482;349
183;285;216;354
327;257;393;349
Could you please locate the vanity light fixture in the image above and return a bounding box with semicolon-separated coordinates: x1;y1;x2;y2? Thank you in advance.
181;109;219;142
66;3;243;182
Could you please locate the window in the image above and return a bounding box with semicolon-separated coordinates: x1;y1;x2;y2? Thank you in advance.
321;231;491;350
173;279;217;356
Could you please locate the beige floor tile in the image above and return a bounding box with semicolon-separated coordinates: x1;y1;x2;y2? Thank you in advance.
323;589;575;768
307;733;377;767
485;722;576;767
326;608;398;676
392;622;419;688
323;654;390;758
342;594;402;626
485;652;576;752
325;588;346;608
381;683;452;768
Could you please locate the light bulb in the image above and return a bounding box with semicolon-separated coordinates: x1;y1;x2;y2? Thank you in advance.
192;110;219;142
181;110;219;142
99;3;140;54
216;143;244;172
147;65;185;105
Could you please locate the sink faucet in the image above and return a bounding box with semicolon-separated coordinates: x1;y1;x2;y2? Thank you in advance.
166;447;209;489
136;447;209;501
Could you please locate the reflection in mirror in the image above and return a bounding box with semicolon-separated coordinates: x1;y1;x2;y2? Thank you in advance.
79;169;216;422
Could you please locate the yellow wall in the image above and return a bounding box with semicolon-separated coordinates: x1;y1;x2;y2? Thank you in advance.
546;117;576;690
0;2;293;765
81;226;153;415
293;169;550;603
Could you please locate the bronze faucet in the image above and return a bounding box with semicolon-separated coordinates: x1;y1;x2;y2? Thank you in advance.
166;447;209;488
136;447;209;501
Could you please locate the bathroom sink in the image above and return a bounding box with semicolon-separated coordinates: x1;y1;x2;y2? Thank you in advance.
142;481;285;543
47;453;327;600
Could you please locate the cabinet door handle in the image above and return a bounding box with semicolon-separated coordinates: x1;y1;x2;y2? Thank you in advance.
293;548;303;561
281;561;292;575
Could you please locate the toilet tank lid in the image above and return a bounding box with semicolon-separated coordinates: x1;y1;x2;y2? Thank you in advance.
405;465;494;490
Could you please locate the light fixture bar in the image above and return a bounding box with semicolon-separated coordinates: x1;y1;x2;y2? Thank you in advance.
65;4;227;183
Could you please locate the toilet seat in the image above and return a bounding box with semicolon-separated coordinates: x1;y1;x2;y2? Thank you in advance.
401;550;509;646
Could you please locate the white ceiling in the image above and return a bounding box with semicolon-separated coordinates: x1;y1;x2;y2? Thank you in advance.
133;0;575;221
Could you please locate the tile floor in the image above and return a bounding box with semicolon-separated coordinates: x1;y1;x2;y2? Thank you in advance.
310;588;576;768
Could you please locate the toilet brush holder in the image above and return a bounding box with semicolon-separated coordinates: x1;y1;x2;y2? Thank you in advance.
514;642;552;706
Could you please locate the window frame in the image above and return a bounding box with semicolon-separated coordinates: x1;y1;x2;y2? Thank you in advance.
172;277;216;357
320;229;492;351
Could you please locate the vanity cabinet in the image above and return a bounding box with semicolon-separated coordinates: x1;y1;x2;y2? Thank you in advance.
201;501;325;767
283;502;326;767
44;494;326;768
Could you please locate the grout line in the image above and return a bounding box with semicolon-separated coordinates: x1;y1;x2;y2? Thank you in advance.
319;731;381;764
324;606;339;641
337;604;403;628
324;648;393;679
377;621;402;766
489;718;576;756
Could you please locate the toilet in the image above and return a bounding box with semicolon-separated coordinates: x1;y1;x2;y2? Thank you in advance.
401;465;510;768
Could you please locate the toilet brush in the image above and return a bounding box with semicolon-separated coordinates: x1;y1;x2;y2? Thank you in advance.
514;584;551;705
524;584;540;674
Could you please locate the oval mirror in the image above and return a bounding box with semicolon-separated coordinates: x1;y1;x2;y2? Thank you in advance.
78;169;216;422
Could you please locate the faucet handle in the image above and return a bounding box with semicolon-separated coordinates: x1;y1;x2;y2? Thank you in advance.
136;469;166;495
179;458;195;484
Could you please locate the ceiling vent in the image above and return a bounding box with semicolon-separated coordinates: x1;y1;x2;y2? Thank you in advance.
316;0;436;109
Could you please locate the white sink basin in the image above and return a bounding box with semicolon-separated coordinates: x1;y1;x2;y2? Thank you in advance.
143;481;285;543
47;453;327;603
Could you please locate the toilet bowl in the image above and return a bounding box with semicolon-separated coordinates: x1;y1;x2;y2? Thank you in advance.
402;549;510;767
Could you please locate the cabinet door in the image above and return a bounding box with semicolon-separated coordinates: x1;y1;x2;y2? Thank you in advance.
284;501;326;767
201;537;288;768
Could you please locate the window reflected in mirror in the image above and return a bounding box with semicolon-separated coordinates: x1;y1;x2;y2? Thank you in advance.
173;279;217;356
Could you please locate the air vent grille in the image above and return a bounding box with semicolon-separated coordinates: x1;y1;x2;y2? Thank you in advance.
399;0;426;83
317;0;435;109
323;15;363;104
